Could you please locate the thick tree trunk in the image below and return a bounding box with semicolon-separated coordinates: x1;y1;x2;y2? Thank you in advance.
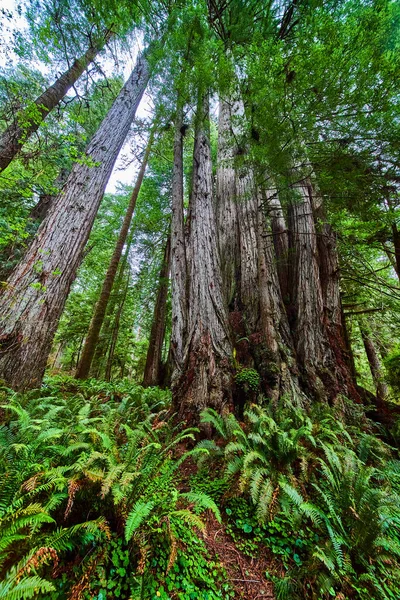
216;99;240;308
0;53;150;390
169;107;187;379
287;179;356;401
359;321;389;404
172;95;233;421
76;130;153;379
263;190;290;304
287;181;332;399
310;182;359;400
143;236;171;387
214;95;304;406
0;31;112;173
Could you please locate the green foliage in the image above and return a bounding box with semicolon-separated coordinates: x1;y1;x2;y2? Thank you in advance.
200;397;400;600
0;376;230;598
384;346;400;393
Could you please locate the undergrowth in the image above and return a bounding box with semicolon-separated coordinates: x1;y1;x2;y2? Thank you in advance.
196;398;400;600
1;375;400;600
0;376;231;600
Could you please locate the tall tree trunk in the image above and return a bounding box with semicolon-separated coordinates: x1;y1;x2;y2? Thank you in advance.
0;53;150;390
105;272;131;382
172;95;232;421
91;235;133;378
263;190;290;304
169;106;187;380
287;179;356;401
216;95;301;404
392;221;400;280
143;236;171;387
216;99;240;308
287;181;332;399
359;321;389;404
0;30;112;173
76;130;153;379
310;182;360;400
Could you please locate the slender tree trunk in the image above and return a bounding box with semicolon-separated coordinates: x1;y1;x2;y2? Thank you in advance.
105;272;130;382
91;237;133;378
0;30;112;173
0;53;150;390
392;221;400;280
169;106;187;380
359;321;389;404
76;130;153;379
172;94;233;420
143;236;171;387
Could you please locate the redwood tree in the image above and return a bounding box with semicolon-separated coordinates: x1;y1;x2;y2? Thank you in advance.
172;95;233;420
0;52;150;390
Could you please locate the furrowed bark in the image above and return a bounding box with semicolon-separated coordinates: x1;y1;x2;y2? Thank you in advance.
263;189;290;304
311;182;359;400
216;94;301;404
0;53;150;390
287;181;330;399
0;30;113;173
288;179;356;401
172;94;232;421
143;236;171;387
76;130;153;379
170;106;187;379
216;99;240;308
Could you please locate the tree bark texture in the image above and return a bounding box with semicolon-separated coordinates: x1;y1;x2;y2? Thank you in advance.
143;236;171;387
0;30;112;173
215;96;301;404
0;53;150;390
263;189;290;304
287;179;357;401
172;95;233;421
169;107;188;379
76;129;153;379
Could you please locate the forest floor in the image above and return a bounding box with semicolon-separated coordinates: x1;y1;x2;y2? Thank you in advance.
202;512;275;600
178;453;275;599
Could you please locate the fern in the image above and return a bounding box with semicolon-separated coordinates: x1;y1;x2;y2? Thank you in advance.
125;501;155;541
